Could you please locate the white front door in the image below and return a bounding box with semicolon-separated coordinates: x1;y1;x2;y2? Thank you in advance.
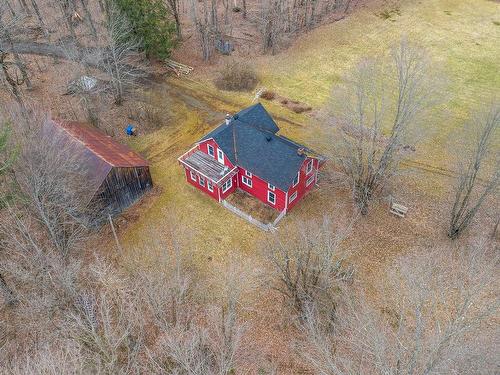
217;149;224;164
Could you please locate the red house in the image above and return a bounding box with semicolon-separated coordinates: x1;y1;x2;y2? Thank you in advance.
178;104;325;214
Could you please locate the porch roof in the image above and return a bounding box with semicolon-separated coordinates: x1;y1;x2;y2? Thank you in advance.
182;150;231;182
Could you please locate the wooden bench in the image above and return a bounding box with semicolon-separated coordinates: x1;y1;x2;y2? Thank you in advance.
390;202;408;218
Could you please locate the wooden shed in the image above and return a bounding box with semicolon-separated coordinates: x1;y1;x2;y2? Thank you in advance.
46;119;152;215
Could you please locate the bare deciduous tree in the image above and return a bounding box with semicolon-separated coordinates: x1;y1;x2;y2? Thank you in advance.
328;39;433;214
448;104;499;239
258;0;287;54
7;105;96;255
299;244;499;374
190;0;219;61
165;0;182;39
100;3;147;105
265;217;354;320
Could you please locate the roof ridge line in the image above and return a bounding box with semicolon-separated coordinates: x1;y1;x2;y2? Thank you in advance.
231;122;238;164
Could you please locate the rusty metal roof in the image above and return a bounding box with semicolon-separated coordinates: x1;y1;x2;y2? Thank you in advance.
50;120;149;168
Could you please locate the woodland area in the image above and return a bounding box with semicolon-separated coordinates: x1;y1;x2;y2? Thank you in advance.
0;0;499;374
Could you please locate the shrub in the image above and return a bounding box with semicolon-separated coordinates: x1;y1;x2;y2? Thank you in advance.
114;0;176;59
260;90;276;100
214;62;259;92
290;104;312;113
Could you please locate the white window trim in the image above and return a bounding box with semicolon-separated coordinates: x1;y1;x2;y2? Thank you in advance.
268;183;275;191
207;144;214;157
245;170;252;178
289;191;298;203
306;160;313;174
242;176;252;188
217;149;224;164
222;178;232;193
306;175;315;187
267;191;276;205
199;177;206;187
293;172;300;187
207;180;214;192
190;170;197;181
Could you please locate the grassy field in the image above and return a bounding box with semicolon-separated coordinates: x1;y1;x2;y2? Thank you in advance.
253;0;500;164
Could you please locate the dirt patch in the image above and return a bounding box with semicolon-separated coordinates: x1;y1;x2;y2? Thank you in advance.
225;189;280;224
260;89;312;114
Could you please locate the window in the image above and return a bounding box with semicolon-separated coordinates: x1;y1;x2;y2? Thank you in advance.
245;170;252;178
306;175;315;187
190;170;196;181
217;149;224;164
207;180;214;192
293;172;300;187
199;177;205;187
242;175;252;188
207;144;214;157
268;183;275;191
306;160;313;174
222;178;232;193
268;191;276;205
289;191;298;203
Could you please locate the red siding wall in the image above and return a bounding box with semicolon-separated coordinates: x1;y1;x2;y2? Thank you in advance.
238;167;287;211
184;167;220;201
219;173;238;200
286;157;319;211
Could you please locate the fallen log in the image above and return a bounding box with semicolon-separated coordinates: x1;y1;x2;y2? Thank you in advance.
0;40;152;79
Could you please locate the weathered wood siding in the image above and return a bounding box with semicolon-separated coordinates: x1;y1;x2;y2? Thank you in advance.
93;166;152;215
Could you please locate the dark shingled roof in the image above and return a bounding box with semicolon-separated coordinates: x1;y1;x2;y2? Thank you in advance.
200;103;311;191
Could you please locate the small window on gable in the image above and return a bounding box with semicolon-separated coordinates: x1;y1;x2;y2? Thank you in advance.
268;191;276;205
293;172;300;187
190;170;197;181
199;177;206;187
207;144;214;157
306;159;313;174
268;183;275;191
245;170;252;178
289;191;298;203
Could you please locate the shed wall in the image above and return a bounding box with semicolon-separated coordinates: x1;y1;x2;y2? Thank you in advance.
93;166;153;215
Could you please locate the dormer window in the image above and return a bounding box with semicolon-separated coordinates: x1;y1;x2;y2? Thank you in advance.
306;159;313;174
245;170;252;178
207;144;214;157
217;149;224;164
268;183;275;191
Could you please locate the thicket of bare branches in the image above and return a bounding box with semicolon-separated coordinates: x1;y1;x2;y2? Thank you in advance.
327;39;434;214
265;217;354;320
299;244;499;374
100;2;148;105
7;105;96;255
257;0;352;53
448;104;499;239
0;217;248;373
